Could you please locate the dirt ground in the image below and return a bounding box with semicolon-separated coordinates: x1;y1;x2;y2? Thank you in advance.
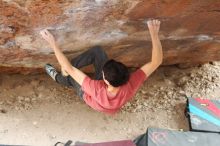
0;62;220;146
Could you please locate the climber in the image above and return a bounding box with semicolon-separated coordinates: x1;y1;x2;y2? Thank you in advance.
40;19;163;114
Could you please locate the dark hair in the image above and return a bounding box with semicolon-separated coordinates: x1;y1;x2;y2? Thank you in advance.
102;59;129;87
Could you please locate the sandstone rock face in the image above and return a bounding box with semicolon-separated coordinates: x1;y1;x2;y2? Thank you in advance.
1;0;220;73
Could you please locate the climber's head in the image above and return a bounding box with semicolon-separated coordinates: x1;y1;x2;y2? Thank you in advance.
102;59;129;87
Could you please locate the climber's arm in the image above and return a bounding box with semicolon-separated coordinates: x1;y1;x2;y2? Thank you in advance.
141;19;163;77
40;29;87;85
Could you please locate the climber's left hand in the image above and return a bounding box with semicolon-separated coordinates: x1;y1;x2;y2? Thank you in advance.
40;29;56;46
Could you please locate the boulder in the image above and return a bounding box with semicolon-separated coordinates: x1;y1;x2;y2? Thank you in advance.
1;0;220;74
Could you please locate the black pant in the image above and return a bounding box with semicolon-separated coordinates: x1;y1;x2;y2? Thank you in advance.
55;46;108;99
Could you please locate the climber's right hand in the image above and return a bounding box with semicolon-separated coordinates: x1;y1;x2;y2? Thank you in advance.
147;19;160;38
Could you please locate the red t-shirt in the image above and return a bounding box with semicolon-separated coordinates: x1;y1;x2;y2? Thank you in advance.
81;69;147;114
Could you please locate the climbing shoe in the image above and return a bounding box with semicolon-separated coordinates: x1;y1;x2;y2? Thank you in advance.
45;64;58;81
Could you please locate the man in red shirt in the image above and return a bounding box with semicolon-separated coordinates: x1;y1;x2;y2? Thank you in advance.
40;19;163;114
